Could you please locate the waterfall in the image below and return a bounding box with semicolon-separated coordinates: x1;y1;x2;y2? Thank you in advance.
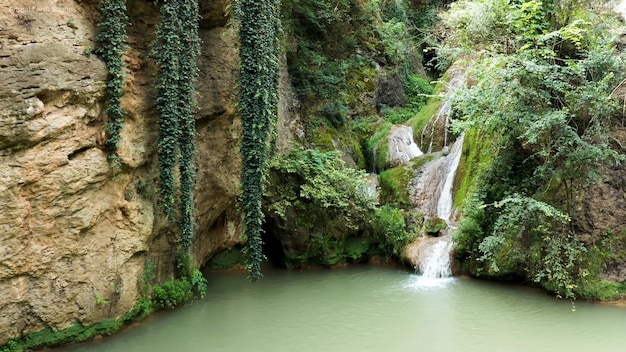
371;146;379;175
436;133;465;222
405;68;468;285
408;135;465;282
409;134;464;218
418;237;454;279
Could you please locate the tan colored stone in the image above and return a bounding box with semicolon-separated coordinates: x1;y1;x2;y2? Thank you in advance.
0;0;253;345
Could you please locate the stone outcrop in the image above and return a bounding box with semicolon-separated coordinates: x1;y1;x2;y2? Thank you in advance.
0;0;304;344
571;127;626;282
386;125;423;168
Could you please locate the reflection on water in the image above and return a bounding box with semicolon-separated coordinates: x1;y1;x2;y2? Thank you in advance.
61;265;626;352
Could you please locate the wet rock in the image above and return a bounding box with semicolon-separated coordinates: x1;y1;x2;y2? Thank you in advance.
386;125;423;167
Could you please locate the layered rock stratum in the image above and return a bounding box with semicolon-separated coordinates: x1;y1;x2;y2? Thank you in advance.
0;0;274;343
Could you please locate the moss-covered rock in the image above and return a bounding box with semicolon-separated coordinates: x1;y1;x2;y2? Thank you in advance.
378;155;433;208
345;236;377;261
263;148;379;267
0;297;154;352
424;217;447;236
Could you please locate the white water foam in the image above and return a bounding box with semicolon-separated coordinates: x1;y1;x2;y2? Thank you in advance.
436;133;465;222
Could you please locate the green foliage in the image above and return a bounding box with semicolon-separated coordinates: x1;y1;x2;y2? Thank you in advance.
445;0;626;299
403;74;434;109
437;0;622;68
345;237;375;261
0;297;155;352
152;253;207;309
94;0;128;167
236;0;281;280
152;278;193;309
577;279;626;301
266;148;377;227
379;74;435;125
206;247;245;270
283;0;438;133
191;269;208;299
94;294;109;306
366;122;392;173
264;148;379;266
177;0;200;251
319;101;349;128
153;0;200;249
424;217;447;235
380;107;415;125
475;194;582;297
378;156;432;207
372;205;416;257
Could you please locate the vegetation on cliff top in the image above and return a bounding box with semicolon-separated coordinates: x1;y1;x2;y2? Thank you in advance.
283;0;440;166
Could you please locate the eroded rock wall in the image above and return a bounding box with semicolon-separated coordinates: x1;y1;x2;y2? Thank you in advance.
0;0;268;344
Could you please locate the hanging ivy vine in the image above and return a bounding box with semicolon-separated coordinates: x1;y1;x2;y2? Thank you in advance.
94;0;128;167
153;0;200;249
237;0;282;279
177;0;200;250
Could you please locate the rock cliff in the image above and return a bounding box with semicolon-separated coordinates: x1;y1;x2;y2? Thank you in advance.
0;0;290;344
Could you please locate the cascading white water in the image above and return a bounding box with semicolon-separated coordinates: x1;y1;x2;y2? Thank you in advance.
419;237;454;279
414;135;465;281
436;133;465;222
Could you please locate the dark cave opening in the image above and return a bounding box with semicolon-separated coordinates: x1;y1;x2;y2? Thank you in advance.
261;226;287;269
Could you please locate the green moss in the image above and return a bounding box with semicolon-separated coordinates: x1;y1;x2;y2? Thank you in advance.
309;125;369;169
577;280;626;301
0;297;154;352
424;217;447;235
310;128;335;150
366;122;392;172
345;237;375;261
453;127;497;210
378;155;433;208
574;230;626;300
407;95;442;148
353;140;367;170
206;248;245;270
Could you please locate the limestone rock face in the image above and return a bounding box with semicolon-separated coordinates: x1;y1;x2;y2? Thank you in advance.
572;127;626;282
386;125;423;168
0;0;275;344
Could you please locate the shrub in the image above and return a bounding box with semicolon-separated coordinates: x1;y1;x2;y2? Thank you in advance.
372;205;416;256
152;279;193;309
444;0;626;299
